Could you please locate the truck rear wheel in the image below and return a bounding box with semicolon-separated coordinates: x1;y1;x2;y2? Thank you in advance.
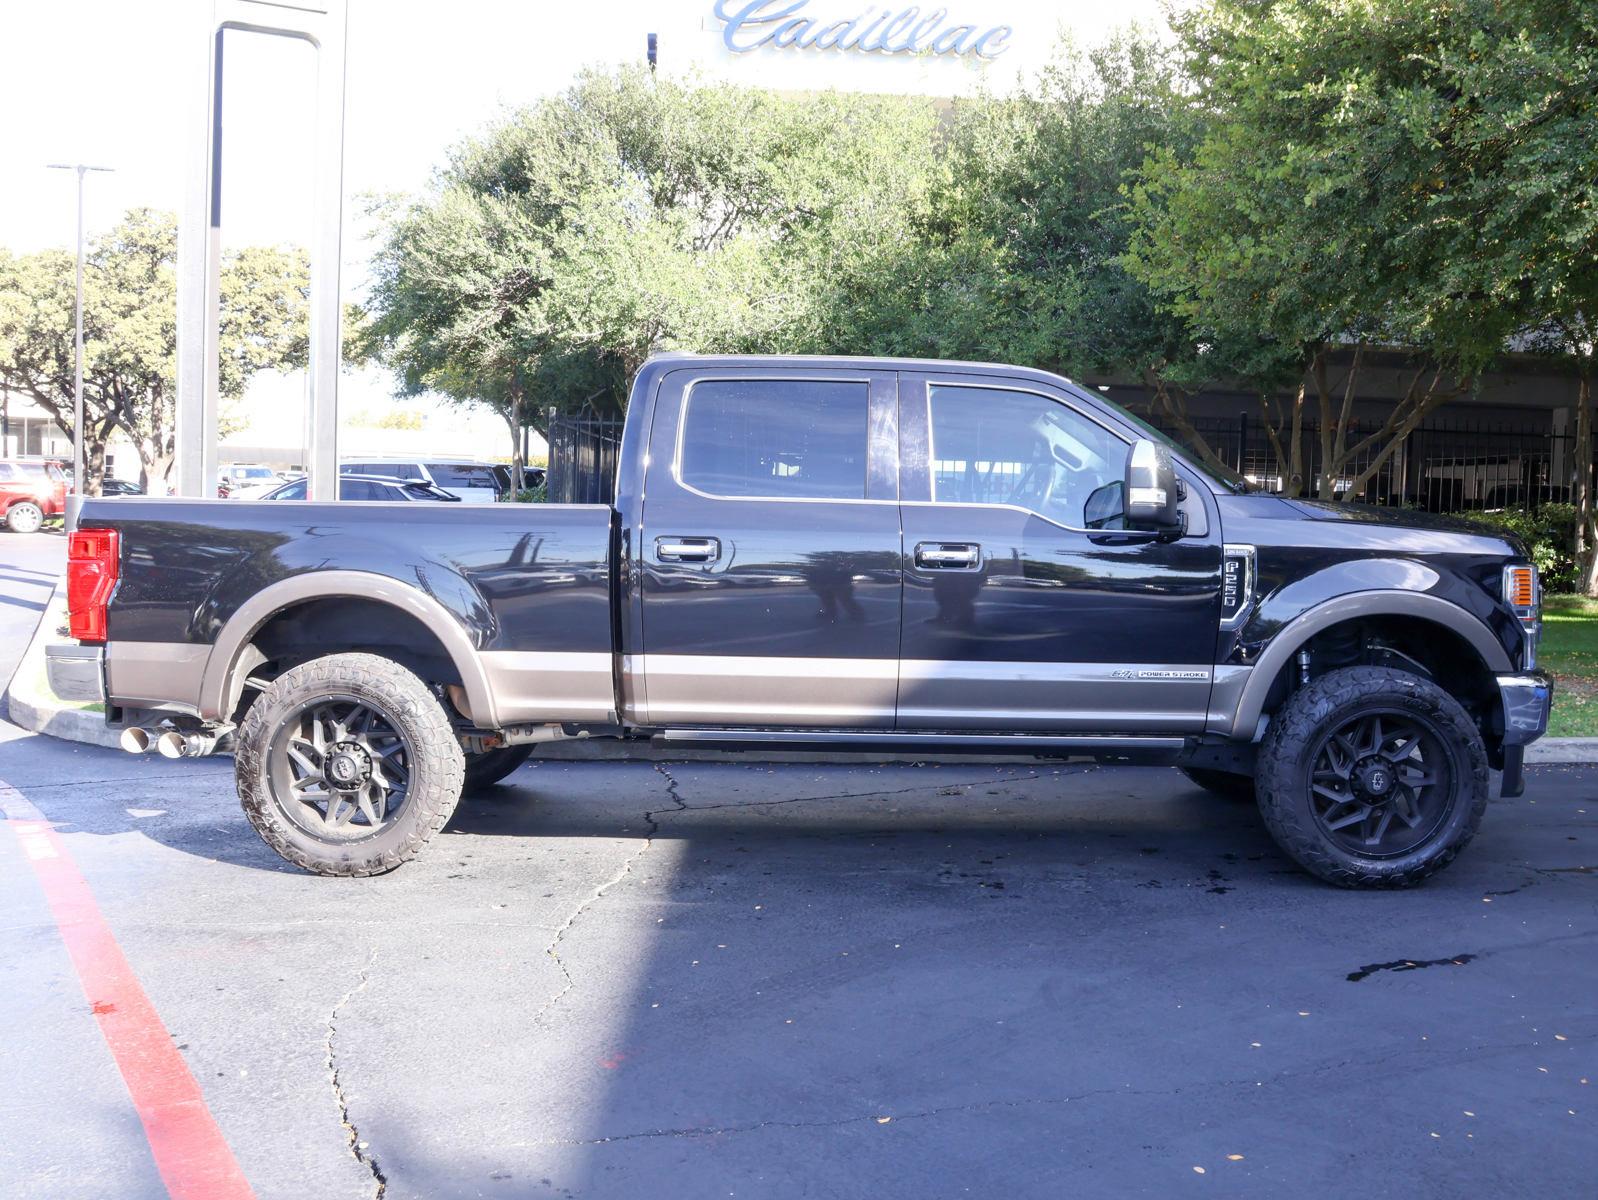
6;502;44;533
235;652;465;877
464;745;534;791
1178;766;1256;801
1255;666;1488;888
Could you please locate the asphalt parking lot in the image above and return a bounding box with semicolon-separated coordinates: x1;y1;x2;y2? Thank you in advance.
2;530;1594;1198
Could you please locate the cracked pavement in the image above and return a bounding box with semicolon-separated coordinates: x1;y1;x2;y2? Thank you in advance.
1;532;1595;1197
3;730;1595;1199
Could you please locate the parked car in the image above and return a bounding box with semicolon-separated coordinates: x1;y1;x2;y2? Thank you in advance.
219;464;287;499
339;457;508;503
260;474;463;502
491;463;546;494
51;354;1550;887
99;479;145;497
0;459;68;532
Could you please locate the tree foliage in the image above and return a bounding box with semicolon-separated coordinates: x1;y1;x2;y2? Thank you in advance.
1126;0;1598;500
359;66;938;481
0;208;309;491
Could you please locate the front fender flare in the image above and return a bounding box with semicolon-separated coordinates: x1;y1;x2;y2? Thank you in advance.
1213;589;1513;739
198;570;498;727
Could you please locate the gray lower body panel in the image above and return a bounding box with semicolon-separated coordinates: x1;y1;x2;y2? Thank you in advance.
481;650;617;724
106;641;208;713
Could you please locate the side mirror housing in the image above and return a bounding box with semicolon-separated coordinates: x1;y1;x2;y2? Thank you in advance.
1124;439;1184;535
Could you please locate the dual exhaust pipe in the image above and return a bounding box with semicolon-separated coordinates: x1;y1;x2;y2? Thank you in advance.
119;727;219;759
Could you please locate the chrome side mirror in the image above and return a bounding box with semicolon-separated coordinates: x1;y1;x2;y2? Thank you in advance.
1124;439;1184;534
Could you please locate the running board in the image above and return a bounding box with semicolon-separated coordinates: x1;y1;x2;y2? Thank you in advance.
655;729;1187;759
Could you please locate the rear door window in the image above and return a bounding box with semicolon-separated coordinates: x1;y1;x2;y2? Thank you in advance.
678;379;869;500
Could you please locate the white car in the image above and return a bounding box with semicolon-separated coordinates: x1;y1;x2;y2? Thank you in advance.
338;458;515;504
218;464;287;499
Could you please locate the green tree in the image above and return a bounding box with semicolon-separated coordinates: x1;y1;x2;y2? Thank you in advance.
1124;0;1596;500
812;28;1293;481
0;208;309;492
359;65;939;488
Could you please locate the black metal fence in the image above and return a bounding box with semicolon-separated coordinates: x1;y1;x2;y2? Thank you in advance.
1140;411;1580;511
546;411;625;504
545;405;1582;513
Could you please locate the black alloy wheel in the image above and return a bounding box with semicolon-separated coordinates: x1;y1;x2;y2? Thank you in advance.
236;652;465;876
270;697;413;840
1308;709;1455;858
1256;666;1488;887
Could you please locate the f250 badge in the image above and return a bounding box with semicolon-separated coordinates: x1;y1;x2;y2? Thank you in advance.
1220;544;1257;630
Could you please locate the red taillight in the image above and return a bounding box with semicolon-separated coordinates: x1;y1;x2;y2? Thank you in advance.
67;528;119;642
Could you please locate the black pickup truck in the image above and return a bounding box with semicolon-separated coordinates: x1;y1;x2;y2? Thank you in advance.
47;354;1551;886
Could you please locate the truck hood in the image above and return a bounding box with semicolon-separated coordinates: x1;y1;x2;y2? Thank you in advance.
1216;494;1528;558
1283;499;1504;538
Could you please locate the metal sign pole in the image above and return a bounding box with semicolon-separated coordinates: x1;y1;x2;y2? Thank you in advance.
176;0;348;501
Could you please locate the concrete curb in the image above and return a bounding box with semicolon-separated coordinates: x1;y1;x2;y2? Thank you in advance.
1526;739;1598;765
1;584;122;751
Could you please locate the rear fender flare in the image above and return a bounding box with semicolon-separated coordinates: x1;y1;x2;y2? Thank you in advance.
199;570;497;727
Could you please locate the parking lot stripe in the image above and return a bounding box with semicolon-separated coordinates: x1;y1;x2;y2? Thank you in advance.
2;784;255;1200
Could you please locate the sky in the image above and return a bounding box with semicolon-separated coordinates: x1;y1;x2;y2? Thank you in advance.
0;0;1168;453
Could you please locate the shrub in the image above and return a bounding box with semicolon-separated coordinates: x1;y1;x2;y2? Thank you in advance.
1465;504;1579;592
501;483;547;503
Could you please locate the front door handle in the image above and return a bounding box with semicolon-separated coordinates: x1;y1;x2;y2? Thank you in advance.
915;541;980;569
656;536;721;563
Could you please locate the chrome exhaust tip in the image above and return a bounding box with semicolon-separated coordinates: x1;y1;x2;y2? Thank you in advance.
156;731;189;759
156;730;220;759
120;727;152;754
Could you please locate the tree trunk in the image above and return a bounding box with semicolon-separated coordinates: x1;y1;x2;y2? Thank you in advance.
1575;370;1598;597
503;392;525;496
131;435;177;497
1258;382;1307;497
1140;369;1237;480
83;435;108;497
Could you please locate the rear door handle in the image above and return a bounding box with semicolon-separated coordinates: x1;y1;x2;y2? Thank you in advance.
915;541;980;569
655;536;721;563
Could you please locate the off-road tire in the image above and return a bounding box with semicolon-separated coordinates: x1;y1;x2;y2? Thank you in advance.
6;502;43;534
236;652;465;877
1256;666;1488;888
1179;766;1256;801
463;744;535;791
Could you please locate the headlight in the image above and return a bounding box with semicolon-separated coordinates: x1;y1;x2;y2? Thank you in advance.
1503;564;1540;669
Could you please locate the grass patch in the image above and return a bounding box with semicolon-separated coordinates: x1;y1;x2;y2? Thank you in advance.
1539;594;1598;736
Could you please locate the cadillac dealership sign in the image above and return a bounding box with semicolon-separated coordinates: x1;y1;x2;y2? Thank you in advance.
712;1;1015;59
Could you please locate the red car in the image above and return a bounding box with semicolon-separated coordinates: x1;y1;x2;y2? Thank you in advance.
0;459;68;533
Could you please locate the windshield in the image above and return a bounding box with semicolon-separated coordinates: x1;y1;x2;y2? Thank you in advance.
1087;389;1252;493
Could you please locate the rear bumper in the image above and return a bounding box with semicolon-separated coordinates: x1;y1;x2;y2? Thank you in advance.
45;643;105;704
1497;671;1551;746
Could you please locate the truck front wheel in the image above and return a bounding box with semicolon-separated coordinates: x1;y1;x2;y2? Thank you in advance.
1255;666;1488;888
235;652;465;877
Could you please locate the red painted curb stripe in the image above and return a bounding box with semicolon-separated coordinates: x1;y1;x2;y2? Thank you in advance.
8;816;256;1200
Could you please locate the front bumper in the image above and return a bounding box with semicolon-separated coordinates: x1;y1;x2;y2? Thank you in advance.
1497;671;1551;746
45;643;105;704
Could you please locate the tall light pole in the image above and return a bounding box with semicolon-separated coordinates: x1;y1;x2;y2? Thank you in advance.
46;162;114;526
